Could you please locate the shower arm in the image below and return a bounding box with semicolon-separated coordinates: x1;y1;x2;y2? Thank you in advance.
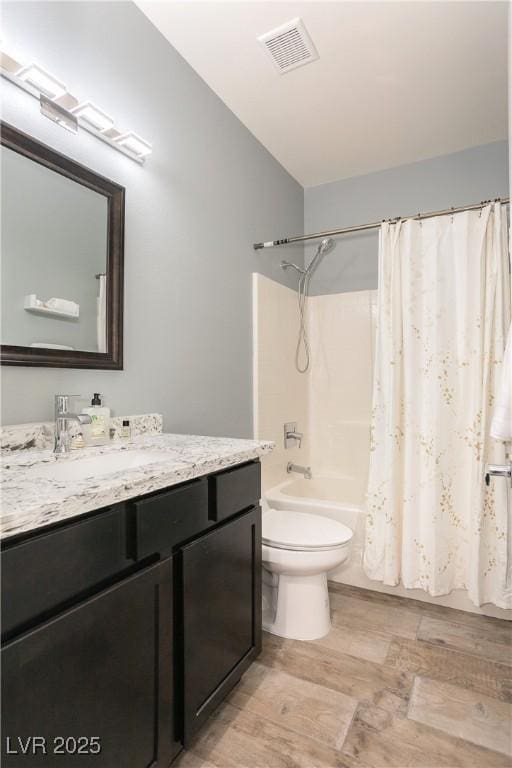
281;261;306;275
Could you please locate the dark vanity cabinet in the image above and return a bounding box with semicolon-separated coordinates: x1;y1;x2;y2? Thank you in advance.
1;460;261;767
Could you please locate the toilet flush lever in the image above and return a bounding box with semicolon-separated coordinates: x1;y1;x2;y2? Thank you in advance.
485;463;512;487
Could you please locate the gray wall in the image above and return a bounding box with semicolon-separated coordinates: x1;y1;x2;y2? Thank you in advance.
1;1;303;431
304;141;509;295
1;146;107;351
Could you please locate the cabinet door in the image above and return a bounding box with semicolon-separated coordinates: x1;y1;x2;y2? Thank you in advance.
2;559;178;768
181;506;261;743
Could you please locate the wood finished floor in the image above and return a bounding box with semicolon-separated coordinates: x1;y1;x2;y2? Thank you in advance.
178;584;512;768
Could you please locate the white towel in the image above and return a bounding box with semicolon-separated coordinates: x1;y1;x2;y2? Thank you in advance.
97;275;107;353
45;297;80;316
491;324;512;441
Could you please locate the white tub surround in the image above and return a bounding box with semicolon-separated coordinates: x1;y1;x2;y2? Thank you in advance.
1;413;164;452
252;275;376;492
1;434;274;540
252;274;310;490
307;290;376;484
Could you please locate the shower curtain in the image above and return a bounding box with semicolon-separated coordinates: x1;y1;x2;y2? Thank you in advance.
364;202;511;608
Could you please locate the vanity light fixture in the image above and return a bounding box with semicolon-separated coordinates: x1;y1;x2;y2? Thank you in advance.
115;132;152;159
40;95;78;134
16;63;67;99
71;101;114;133
1;47;152;164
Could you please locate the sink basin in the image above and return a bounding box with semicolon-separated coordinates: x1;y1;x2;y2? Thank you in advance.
30;450;168;482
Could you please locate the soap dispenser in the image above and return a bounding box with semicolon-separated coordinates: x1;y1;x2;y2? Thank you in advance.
82;393;110;445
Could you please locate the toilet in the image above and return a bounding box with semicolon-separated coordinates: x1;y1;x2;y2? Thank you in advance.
261;506;353;641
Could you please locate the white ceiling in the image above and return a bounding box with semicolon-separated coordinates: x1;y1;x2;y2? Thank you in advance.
136;1;508;187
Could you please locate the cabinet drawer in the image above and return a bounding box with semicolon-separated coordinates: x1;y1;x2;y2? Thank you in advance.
1;506;130;639
132;478;209;558
209;461;261;522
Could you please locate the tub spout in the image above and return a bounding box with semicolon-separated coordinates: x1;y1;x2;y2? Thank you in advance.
287;462;312;480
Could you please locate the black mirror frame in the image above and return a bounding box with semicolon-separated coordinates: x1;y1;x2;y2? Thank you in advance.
1;121;124;369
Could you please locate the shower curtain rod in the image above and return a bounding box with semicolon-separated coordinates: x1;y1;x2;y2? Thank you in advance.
253;196;510;250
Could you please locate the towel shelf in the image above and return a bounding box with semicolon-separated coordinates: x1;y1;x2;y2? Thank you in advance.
24;294;79;319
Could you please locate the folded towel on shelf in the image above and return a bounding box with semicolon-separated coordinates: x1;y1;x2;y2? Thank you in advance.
490;324;512;441
45;297;80;315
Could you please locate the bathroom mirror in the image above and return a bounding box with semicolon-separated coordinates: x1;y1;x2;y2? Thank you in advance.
0;122;124;369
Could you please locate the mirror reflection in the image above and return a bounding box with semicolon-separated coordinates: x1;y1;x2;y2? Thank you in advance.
1;145;109;353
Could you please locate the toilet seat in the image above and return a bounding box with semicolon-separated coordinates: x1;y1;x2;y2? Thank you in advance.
262;508;352;552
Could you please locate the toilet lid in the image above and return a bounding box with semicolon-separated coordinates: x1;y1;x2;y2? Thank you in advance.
262;509;353;551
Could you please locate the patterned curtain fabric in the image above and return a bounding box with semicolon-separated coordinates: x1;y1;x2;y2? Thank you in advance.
364;203;511;608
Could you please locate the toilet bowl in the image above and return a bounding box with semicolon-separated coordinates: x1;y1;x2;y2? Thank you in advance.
261;507;353;641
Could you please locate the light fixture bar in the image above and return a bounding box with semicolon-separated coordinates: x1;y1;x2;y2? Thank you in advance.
72;101;114;132
1;69;145;163
1;50;151;164
115;132;152;159
16;63;67;99
40;95;78;133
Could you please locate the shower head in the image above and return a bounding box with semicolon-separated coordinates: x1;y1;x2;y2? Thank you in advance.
318;237;335;256
280;238;335;283
306;237;336;276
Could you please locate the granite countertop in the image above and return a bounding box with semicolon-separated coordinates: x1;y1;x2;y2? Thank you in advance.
1;433;274;541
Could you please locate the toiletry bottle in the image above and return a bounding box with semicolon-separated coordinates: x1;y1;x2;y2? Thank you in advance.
70;430;85;450
121;419;131;440
82;394;110;445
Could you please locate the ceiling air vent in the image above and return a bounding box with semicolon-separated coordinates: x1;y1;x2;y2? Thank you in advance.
258;17;318;74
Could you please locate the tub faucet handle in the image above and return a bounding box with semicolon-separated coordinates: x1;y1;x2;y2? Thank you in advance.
284;422;303;449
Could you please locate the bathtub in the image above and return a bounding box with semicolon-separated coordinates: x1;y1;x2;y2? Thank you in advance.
265;475;366;582
267;475;362;507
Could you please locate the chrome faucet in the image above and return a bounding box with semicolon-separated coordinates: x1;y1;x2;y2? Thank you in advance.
287;462;312;480
54;395;92;456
